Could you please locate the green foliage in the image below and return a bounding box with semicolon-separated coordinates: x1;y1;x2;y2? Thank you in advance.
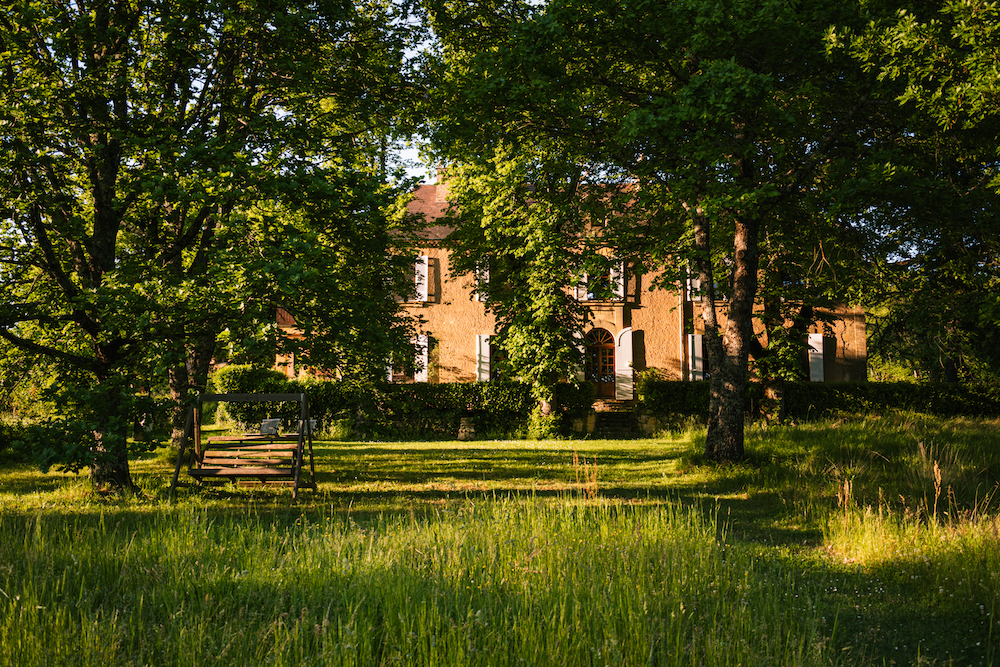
526;410;562;440
642;380;713;421
834;3;1000;389
13;381;161;475
210;366;300;428
438;151;592;404
640;379;1000;423
0;0;425;487
426;0;892;460
206;366;538;440
552;381;595;424
364;381;534;440
0;418;26;462
784;382;1000;421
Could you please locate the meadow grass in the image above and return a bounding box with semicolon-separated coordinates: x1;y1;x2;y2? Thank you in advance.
1;413;998;665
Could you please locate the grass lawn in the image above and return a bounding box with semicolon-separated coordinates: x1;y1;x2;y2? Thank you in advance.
1;413;998;665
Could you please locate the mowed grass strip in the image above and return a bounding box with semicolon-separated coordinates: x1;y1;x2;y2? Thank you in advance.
1;413;998;666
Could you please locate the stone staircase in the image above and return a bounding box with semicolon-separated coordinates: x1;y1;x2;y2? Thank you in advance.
592;400;638;439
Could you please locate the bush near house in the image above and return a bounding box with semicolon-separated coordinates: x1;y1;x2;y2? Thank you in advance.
639;380;1000;424
210;366;537;439
783;381;1000;420
210;366;1000;439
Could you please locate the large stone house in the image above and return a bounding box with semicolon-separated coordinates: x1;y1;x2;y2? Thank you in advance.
278;181;867;397
379;182;866;398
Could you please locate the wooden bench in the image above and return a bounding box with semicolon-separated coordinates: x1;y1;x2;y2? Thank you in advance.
188;434;303;486
170;392;316;499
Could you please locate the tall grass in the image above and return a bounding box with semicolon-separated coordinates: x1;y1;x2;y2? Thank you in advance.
2;498;835;666
1;412;999;665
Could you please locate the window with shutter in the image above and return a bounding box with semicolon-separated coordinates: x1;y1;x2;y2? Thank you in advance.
388;334;430;383
582;261;625;301
414;334;429;383
611;262;625;300
414;255;429;302
475;335;490;382
474;260;489;302
808;333;826;382
688;333;706;380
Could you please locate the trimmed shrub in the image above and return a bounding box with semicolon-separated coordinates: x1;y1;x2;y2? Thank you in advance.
641;380;711;421
210;365;300;428
783;382;1000;420
359;381;534;440
638;378;1000;423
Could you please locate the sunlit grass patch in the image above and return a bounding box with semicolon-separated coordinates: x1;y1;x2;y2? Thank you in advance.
2;415;1000;665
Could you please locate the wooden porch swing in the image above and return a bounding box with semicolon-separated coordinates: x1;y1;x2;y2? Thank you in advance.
169;393;317;499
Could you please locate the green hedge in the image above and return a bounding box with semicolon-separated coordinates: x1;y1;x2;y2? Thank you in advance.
783;382;1000;419
364;381;534;439
208;368;1000;439
207;367;539;439
639;379;1000;421
211;366;305;428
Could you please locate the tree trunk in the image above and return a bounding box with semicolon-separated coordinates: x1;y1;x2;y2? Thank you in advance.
90;447;138;491
703;213;760;462
88;377;140;493
169;330;218;451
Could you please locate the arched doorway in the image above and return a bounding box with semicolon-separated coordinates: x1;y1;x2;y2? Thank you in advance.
585;328;616;398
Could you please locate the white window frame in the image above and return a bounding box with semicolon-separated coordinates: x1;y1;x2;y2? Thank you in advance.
414;334;429;383
578;260;625;301
474;261;489;302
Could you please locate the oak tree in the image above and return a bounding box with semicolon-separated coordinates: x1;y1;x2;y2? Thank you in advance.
427;0;883;459
0;0;421;489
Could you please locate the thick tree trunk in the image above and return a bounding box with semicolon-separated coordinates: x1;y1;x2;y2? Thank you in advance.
88;377;141;493
703;213;760;462
90;448;138;491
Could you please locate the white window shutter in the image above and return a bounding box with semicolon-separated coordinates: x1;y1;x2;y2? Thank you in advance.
575;274;589;301
611;262;625;300
414;255;429;302
808;333;825;382
414;334;429;383
688;333;705;380
686;276;702;302
615;327;634;400
475;262;489;302
476;335;491;382
573;330;585;381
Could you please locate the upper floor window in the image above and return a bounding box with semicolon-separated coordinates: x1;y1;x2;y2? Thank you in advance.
576;261;625;301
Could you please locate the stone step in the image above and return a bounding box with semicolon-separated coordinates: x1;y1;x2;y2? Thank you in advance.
592;399;635;413
594;410;638;439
